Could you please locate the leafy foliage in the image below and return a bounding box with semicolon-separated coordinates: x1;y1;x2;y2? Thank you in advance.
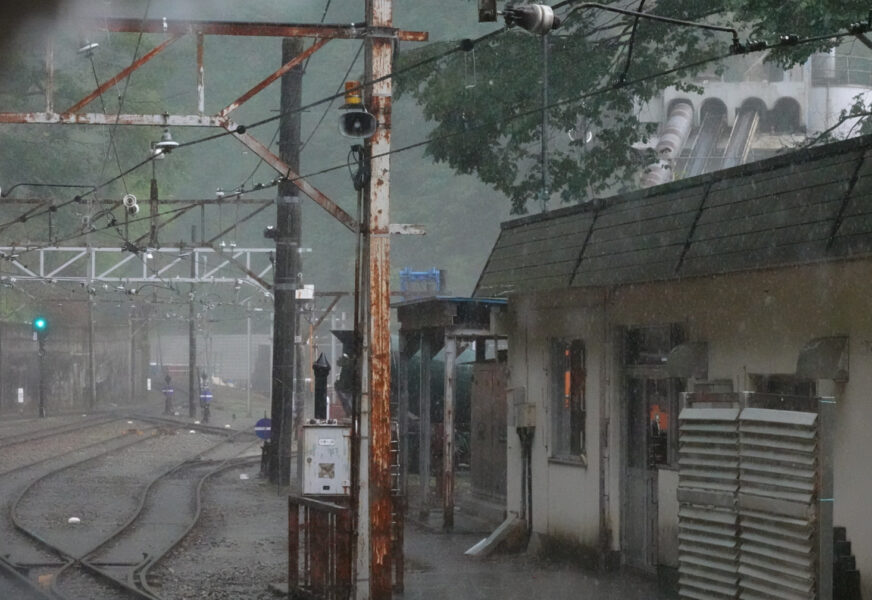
397;0;870;213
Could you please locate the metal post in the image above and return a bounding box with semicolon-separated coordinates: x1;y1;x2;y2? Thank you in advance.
88;292;96;409
330;312;338;394
149;166;159;247
269;36;303;487
398;332;409;497
188;226;197;418
419;333;432;519
442;334;456;532
38;339;46;417
246;309;252;417
128;309;134;402
540;34;549;213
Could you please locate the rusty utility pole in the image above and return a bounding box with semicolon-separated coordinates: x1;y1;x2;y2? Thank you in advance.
268;37;304;486
363;0;394;596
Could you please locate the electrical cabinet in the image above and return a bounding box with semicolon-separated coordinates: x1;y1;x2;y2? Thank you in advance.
303;423;351;496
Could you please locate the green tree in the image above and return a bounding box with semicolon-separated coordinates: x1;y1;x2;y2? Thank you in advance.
396;1;871;213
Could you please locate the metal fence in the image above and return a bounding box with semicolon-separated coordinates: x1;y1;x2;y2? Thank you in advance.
811;54;872;87
288;495;353;600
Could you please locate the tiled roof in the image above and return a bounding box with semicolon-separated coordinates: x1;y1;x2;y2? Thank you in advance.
474;134;872;297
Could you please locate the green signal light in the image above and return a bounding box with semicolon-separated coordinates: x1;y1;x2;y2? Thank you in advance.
34;317;47;330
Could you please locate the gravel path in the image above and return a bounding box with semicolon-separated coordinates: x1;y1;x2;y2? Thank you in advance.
0;419;140;475
150;465;286;600
15;428;225;559
0;423;157;565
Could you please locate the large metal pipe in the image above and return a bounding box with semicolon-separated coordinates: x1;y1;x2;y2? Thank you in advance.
641;101;694;188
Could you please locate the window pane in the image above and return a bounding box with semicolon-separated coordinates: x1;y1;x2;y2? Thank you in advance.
552;339;585;458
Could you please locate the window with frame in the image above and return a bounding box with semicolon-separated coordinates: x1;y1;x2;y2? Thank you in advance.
551;339;586;459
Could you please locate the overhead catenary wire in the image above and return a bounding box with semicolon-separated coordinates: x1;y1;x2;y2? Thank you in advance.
1;22;863;241
94;0;153;192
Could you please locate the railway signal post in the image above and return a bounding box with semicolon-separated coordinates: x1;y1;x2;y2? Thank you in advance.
33;316;48;417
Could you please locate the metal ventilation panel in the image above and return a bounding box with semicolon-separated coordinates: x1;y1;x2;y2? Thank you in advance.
738;408;818;600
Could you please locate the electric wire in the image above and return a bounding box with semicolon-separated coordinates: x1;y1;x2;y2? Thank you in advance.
236;0;336;191
89;53;130;195
94;0;153;191
617;0;646;84
0;23;862;244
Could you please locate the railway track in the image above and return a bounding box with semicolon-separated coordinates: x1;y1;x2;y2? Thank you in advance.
0;414;119;450
2;420;259;600
0;555;52;600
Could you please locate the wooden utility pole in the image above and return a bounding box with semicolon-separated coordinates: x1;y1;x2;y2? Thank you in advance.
363;0;394;596
268;37;303;486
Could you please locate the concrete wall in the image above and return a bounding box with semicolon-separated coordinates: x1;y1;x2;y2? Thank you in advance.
506;260;872;597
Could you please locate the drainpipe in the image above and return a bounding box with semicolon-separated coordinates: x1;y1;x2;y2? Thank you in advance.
641;101;694;188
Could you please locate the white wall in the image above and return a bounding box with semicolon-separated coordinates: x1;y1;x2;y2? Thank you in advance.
507;261;872;597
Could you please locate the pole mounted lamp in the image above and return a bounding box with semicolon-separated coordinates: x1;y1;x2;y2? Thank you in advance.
151;128;180;158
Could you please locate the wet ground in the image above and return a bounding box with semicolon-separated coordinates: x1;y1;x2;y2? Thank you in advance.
400;518;666;600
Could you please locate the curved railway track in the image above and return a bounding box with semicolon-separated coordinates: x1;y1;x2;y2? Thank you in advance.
2;419;259;600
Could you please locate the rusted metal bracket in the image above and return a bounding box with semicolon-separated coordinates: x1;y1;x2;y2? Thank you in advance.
64;33;184;115
224;124;359;232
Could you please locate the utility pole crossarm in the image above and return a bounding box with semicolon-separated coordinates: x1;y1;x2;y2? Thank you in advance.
95;17;427;42
63;33;184;115
225;125;360;232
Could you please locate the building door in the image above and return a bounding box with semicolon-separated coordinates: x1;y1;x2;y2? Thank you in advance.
470;361;507;502
624;377;659;571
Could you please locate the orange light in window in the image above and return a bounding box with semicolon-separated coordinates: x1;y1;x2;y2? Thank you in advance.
564;348;571;408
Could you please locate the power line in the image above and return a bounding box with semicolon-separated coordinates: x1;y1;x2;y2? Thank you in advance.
1;24;861;239
95;0;153;190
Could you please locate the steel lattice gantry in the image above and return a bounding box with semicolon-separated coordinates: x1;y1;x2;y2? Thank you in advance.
0;246;274;288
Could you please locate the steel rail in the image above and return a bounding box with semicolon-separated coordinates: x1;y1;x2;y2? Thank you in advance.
0;554;53;600
0;422;147;480
0;415;118;450
6;422;230;600
138;455;261;597
5;429;162;599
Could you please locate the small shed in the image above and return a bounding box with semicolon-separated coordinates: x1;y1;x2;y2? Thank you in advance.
394;297;507;530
